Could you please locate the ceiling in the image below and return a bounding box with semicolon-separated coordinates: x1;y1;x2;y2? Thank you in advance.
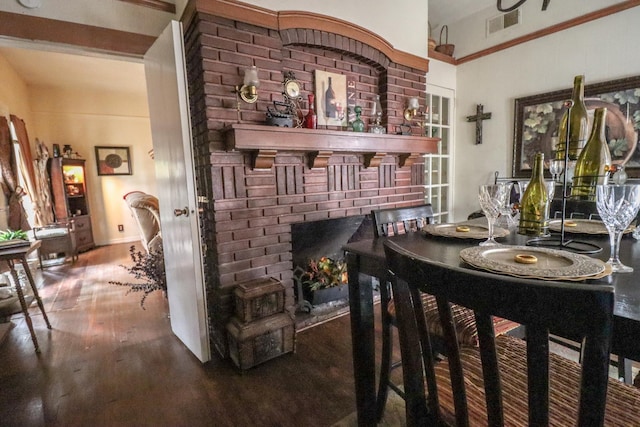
0;46;147;96
429;0;496;28
0;1;499;95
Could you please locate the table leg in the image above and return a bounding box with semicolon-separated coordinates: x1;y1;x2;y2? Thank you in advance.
7;264;40;352
347;251;376;427
18;258;51;329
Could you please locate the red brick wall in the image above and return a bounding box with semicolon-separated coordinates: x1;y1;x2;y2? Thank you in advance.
184;11;428;356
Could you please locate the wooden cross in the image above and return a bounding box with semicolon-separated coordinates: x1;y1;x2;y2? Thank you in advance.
466;104;492;145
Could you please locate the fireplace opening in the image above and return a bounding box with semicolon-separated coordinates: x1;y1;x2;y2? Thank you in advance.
291;215;372;269
291;215;374;327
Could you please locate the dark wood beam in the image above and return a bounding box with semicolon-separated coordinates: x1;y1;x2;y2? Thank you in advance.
0;11;156;57
115;0;176;13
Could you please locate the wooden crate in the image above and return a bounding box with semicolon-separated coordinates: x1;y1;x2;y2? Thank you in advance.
226;312;295;370
234;277;285;323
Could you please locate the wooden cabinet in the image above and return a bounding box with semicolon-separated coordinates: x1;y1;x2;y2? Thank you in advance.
48;158;95;252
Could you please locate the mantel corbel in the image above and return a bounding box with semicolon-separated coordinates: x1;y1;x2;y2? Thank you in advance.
251;149;278;169
363;152;387;169
398;153;421;168
308;150;333;169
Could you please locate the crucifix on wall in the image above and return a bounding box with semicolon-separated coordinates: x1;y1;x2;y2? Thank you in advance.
466;104;492;145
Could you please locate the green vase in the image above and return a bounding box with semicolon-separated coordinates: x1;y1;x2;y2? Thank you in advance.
352;106;365;132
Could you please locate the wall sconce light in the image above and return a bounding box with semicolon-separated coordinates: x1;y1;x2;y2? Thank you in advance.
404;96;420;121
236;66;260;104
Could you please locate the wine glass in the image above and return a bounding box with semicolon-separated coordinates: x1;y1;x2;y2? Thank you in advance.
478;184;508;246
596;184;640;272
549;159;564;183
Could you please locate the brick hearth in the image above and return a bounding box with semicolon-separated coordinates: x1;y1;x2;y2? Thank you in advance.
182;0;436;356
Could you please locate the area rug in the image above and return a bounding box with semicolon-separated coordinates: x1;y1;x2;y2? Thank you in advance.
331;391;405;427
330;340;639;427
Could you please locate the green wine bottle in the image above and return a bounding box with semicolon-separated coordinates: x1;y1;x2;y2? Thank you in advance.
556;75;588;161
518;152;550;236
571;107;612;201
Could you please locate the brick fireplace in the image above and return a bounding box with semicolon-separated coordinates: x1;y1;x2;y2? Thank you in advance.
182;0;437;356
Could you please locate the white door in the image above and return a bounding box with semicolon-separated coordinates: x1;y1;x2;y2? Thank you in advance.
144;21;210;362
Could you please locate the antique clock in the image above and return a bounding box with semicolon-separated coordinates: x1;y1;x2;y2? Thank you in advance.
284;76;301;99
282;71;304;127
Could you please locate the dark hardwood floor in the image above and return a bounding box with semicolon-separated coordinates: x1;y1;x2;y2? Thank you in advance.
0;243;393;427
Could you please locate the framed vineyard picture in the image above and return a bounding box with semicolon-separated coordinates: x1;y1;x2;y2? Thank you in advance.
513;75;640;178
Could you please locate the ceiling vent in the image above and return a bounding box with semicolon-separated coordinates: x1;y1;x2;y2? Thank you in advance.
487;9;521;35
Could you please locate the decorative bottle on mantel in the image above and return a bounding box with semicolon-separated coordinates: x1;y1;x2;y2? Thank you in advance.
352;106;365;132
518;152;550;236
557;75;588;161
571;107;612;201
304;94;317;129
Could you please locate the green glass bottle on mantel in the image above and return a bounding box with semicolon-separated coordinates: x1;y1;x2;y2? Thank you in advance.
518;152;550;236
556;75;588;161
571;107;612;201
352;106;365;132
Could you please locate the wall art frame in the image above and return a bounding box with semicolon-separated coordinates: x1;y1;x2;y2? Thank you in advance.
314;70;348;128
95;146;132;176
513;75;640;178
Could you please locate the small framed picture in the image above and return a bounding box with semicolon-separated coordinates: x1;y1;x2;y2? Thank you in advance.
314;70;348;127
95;146;132;176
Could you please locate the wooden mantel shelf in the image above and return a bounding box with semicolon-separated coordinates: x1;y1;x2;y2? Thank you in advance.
223;124;439;169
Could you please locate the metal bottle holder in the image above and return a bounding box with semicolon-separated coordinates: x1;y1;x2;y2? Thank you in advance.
525;100;602;254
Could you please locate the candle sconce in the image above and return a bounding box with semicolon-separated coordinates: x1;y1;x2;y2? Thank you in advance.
403;96;420;121
234;66;260;122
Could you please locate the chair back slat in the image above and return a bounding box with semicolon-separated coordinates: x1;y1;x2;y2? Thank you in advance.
409;285;441;420
391;275;432;424
435;297;469;426
383;239;615;426
372;204;434;237
526;327;550;426
474;313;503;426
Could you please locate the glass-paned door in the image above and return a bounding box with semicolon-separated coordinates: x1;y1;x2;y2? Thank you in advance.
423;85;454;223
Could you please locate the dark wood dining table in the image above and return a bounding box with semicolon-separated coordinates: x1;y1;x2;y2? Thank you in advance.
343;224;640;426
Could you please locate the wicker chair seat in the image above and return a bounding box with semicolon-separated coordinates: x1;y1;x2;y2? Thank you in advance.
433;335;640;426
389;293;521;347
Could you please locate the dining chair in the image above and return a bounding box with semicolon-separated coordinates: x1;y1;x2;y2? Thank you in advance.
383;239;640;426
371;204;521;421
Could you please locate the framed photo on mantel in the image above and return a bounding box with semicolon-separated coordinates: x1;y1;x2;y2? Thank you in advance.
513;75;640;178
95;146;132;176
314;70;348;128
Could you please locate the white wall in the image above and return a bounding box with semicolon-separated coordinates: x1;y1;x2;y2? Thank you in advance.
241;0;429;57
29;83;156;246
453;7;640;221
0;51;156;244
445;0;628;58
427;58;456;92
